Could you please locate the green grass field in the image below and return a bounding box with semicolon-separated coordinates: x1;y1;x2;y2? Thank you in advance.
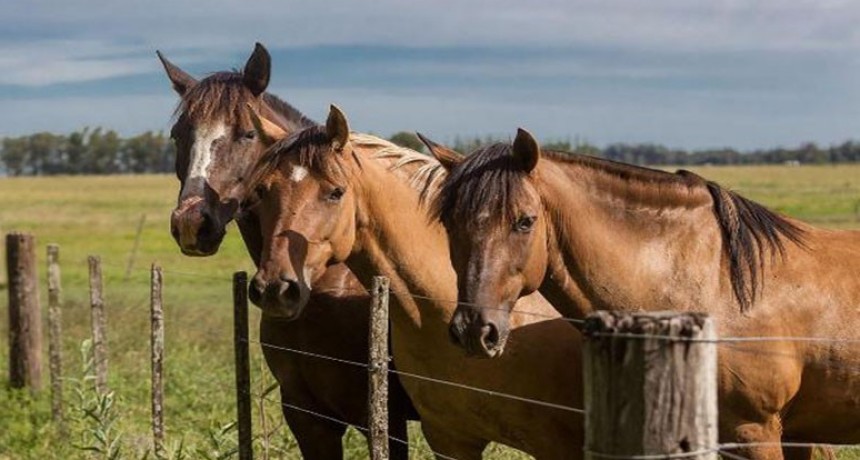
0;165;858;459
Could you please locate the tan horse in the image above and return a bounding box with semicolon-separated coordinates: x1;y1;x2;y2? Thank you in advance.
246;106;585;459
157;44;416;459
424;128;860;460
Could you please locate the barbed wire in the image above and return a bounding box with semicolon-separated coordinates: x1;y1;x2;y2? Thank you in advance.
77;259;860;347
248;388;860;460
245;389;461;460
245;338;586;415
45;257;860;457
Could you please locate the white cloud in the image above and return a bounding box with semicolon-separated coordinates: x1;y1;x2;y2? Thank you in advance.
6;0;860;53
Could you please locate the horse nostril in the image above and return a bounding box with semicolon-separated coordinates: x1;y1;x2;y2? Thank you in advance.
248;277;266;306
198;210;215;239
479;323;500;351
448;322;464;346
279;279;302;302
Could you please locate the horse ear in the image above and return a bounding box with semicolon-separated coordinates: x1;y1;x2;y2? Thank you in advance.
156;50;197;95
416;132;463;171
247;104;287;147
243;42;271;97
326;104;350;151
512;128;540;173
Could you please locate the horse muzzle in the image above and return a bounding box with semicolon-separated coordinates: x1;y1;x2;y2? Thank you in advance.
170;198;226;256
448;309;509;359
248;274;310;321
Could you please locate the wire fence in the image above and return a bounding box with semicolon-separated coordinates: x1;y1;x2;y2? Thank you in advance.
113;262;860;458
7;248;860;460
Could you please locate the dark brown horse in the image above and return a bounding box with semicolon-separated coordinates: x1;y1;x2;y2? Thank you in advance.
158;43;415;459
424;129;860;460
245;106;585;459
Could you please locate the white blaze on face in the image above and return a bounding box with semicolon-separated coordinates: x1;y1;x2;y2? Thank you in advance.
290;166;309;183
181;122;227;197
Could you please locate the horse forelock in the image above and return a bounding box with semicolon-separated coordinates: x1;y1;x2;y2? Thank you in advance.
174;72;252;126
433;143;533;229
174;71;315;131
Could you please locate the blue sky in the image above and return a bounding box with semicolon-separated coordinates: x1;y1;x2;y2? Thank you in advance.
2;0;859;149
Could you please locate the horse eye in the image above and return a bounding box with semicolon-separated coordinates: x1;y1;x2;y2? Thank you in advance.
513;215;536;233
254;184;267;197
327;187;346;202
242;130;257;141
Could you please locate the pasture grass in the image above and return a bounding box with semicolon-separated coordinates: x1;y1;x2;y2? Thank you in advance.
0;165;858;459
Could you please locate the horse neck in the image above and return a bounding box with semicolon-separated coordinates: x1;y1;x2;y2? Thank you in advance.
345;145;456;331
260;93;315;134
537;158;726;318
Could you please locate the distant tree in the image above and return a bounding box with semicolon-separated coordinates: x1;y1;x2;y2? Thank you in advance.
388;132;425;152
28;132;62;175
543;139;572;152
65;129;88;174
86;128;121;174
1;137;29;176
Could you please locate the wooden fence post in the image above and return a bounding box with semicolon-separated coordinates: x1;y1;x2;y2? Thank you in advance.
47;244;64;426
6;233;42;391
233;271;253;460
88;255;108;394
150;264;165;457
368;276;390;460
583;311;718;460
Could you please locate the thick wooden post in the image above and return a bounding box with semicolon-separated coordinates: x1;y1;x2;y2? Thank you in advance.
88;255;108;394
583;311;718;460
150;264;165;456
233;271;253;460
47;244;64;425
6;233;42;391
368;276;390;460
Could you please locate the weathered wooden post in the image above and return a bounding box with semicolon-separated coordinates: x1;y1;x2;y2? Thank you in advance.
233;271;253;460
583;311;718;460
88;255;108;394
368;276;390;460
6;233;42;391
150;264;165;457
47;244;64;425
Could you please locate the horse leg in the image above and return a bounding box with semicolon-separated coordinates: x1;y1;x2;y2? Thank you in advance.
386;392;411;460
279;394;347;460
782;446;811;460
421;422;487;460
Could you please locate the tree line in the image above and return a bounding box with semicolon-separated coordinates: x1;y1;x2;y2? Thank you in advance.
2;129;858;176
1;128;173;176
433;135;860;166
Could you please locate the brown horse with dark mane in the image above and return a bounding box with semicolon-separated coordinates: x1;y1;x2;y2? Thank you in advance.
245;106;585;459
157;43;415;459
423;128;860;460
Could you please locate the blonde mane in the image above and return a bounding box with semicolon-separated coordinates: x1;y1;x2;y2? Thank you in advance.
350;133;447;202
